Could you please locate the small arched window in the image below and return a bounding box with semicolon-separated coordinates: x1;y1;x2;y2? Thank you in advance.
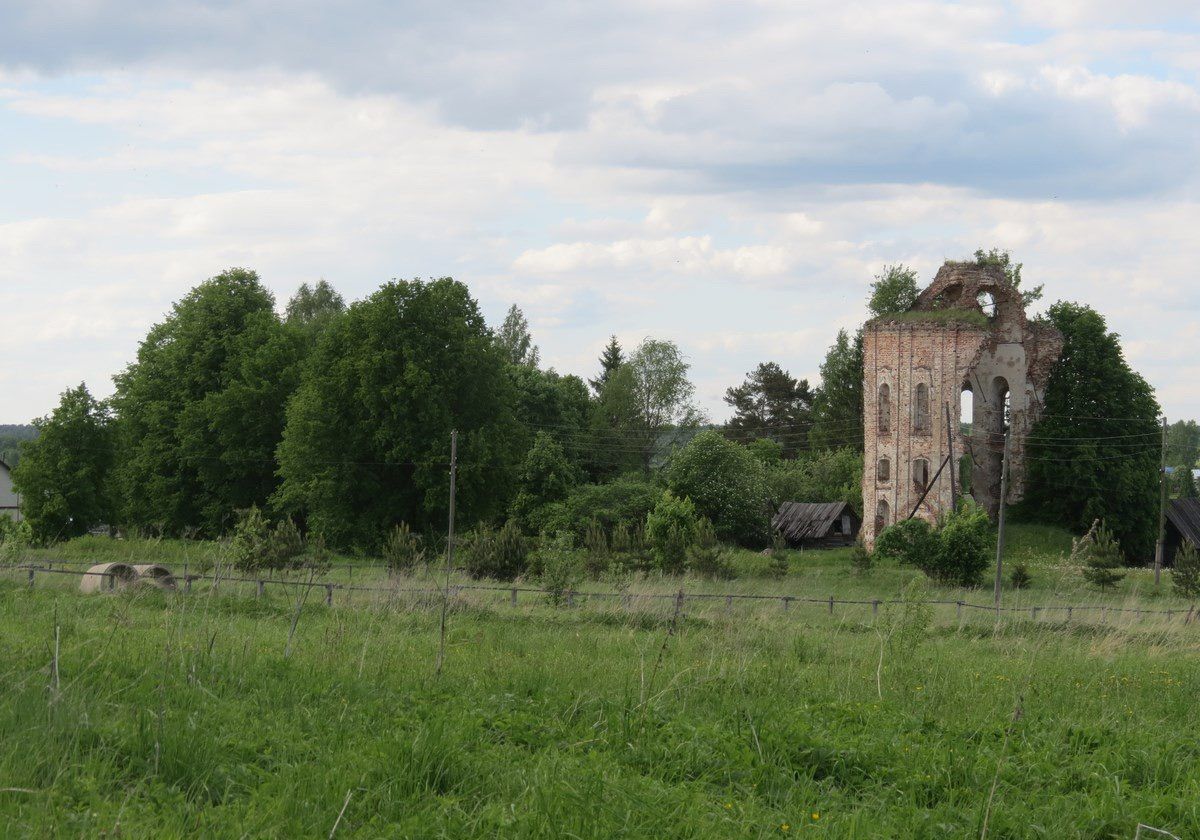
875;498;890;533
878;383;891;434
913;382;931;434
912;458;930;494
877;457;890;483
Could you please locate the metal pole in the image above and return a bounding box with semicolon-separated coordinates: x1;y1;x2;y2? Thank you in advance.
993;429;1010;609
945;402;957;510
1154;416;1168;586
436;430;458;677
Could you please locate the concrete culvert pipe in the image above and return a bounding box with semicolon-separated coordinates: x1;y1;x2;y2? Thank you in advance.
132;564;177;591
80;562;138;593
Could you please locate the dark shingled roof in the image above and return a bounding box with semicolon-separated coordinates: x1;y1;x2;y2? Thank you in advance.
772;501;856;541
1167;499;1200;547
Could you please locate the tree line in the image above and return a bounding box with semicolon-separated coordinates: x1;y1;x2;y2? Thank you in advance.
6;252;1171;562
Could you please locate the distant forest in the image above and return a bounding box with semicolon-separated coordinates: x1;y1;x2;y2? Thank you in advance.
0;425;37;467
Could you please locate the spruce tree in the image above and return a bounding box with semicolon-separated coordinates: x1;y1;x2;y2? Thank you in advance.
589;335;624;395
1081;521;1125;591
1172;542;1200;600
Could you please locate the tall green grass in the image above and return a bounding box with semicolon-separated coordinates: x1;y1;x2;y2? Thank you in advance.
0;568;1197;837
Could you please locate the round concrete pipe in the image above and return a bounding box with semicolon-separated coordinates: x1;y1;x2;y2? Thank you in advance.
80;562;138;593
132;564;177;591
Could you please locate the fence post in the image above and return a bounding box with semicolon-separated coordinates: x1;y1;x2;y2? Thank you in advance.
1166;609;1173;622
782;596;792;611
256;579;264;599
675;590;685;615
1030;606;1039;621
828;595;834;615
956;601;963;624
325;584;334;607
185;575;193;594
510;588;518;607
1186;606;1194;624
1101;606;1108;623
27;568;35;588
725;595;733;611
567;590;575;608
872;600;880;618
1066;606;1072;622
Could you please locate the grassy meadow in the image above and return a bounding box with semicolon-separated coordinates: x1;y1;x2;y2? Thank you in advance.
0;525;1198;837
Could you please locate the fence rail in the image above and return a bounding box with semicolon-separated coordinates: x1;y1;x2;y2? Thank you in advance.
3;562;1196;626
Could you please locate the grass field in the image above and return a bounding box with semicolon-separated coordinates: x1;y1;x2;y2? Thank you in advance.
1;526;1198;837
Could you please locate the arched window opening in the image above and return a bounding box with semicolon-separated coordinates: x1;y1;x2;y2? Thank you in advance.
993;376;1011;436
960;383;973;437
877;457;890;483
977;291;997;317
913;383;931;434
875;498;890;533
912;458;930;495
878;383;891;434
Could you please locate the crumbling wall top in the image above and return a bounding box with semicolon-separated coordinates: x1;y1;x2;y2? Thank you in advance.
910;262;1027;337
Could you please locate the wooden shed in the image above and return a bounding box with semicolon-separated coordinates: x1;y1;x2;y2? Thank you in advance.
1164;498;1200;566
772;501;860;548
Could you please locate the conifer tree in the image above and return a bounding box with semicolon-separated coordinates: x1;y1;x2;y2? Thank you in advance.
1081;521;1125;591
589;335;624;395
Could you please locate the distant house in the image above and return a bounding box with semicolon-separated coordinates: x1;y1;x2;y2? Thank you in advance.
1164;498;1200;566
772;501;860;549
0;458;20;522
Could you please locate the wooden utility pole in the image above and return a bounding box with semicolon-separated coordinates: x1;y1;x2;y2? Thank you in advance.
993;429;1010;609
1154;416;1168;586
436;430;458;677
945;402;957;510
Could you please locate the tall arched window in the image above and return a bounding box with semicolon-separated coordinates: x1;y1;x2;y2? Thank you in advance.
912;458;930;494
877;457;890;483
875;498;890;533
913;382;931;434
878;383;891;434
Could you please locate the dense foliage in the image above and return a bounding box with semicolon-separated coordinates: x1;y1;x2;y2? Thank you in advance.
275;278;520;549
667;430;769;545
11;385;113;542
766;447;862;515
874;502;992;586
0;424;36;468
867;264;919;317
723;362;813;457
1018;302;1161;561
807;329;863;452
112;268;302;536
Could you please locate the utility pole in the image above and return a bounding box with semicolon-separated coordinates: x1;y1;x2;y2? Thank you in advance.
1154;416;1168;586
945;402;957;510
993;429;1010;609
436;429;458;677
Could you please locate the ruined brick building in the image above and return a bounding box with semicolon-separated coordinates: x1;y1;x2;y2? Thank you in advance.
861;261;1062;548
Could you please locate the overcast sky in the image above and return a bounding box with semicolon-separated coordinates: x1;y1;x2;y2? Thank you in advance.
2;1;1199;424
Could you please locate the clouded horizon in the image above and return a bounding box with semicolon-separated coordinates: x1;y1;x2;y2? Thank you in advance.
3;1;1199;424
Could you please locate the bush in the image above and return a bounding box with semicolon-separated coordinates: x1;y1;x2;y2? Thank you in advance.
383;522;425;575
230;508;309;572
850;542;873;574
462;520;528;581
667;430;769;545
538;532;582;605
583;519;610;579
686;518;735;580
1173;543;1200;600
1010;562;1032;589
932;502;992;586
874;518;937;564
1081;521;1125;591
0;516;33;562
646;492;698;575
875;502;991;587
528;477;661;543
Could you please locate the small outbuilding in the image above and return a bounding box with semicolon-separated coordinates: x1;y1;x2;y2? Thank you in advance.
772;501;861;549
1164;498;1200;566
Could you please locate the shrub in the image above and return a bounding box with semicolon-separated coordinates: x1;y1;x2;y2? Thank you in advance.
531;477;661;544
538;532;582;605
874;518;937;564
231;508;308;572
462;520;528;581
646;492;698;575
667;430;769;545
850;542;873;574
686;518;735;580
583;519;610;579
1171;542;1200;600
1081;521;1125;591
875;502;991;587
0;517;33;562
931;501;992;586
1010;562;1032;590
611;522;650;573
383;522;425;575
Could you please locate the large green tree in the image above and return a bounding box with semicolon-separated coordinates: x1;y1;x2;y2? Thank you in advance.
12;384;114;542
667;430;769;545
1018;302;1160;560
723;362;813;457
507;365;592;474
112;268;302;535
1166;420;1200;469
595;338;702;473
808;329;864;452
275;278;521;549
867;264;919;317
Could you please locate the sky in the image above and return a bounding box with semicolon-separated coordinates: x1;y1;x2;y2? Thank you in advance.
2;0;1199;425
